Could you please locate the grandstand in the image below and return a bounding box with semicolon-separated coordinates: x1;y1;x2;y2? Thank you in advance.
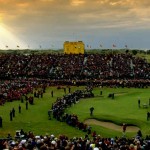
0;52;149;102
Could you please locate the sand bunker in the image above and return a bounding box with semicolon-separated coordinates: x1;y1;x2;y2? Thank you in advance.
84;119;140;132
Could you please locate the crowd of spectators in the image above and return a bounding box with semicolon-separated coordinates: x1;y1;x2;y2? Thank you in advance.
0;78;48;105
0;129;150;149
0;53;149;104
50;86;94;132
0;53;149;80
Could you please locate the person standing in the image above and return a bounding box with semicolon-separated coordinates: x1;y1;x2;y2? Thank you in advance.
19;105;21;113
112;93;114;99
122;123;127;137
21;96;24;103
12;108;15;118
68;87;71;93
10;110;13;121
138;98;141;108
0;116;2;127
90;107;94;116
100;91;103;96
26;101;28;110
123;123;127;132
64;88;66;94
51;90;53;98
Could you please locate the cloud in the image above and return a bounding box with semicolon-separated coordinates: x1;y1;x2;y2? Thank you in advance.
1;0;150;30
0;0;150;49
71;0;85;6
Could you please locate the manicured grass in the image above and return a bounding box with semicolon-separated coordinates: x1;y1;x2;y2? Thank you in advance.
0;86;150;138
67;87;150;137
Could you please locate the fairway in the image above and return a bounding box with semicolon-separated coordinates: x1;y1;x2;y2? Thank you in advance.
0;86;150;138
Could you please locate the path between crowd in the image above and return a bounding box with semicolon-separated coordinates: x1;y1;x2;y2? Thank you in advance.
84;119;140;132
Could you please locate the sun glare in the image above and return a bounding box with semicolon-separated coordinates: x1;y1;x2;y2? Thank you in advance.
0;24;26;49
0;25;4;33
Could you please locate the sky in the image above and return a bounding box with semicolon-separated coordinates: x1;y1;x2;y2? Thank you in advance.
0;0;150;50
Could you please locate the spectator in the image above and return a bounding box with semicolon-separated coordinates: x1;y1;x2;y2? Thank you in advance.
10;110;13;121
138;98;141;108
0;116;2;127
19;105;21;113
51;90;53;98
90;107;94;116
12;108;15;118
26;101;28;110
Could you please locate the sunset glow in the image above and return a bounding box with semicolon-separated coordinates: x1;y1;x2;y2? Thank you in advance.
0;24;26;49
0;0;150;49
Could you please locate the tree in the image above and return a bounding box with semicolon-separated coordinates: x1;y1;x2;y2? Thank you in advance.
125;50;129;54
132;50;138;55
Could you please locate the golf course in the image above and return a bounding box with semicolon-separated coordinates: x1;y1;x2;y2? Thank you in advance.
0;86;150;139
